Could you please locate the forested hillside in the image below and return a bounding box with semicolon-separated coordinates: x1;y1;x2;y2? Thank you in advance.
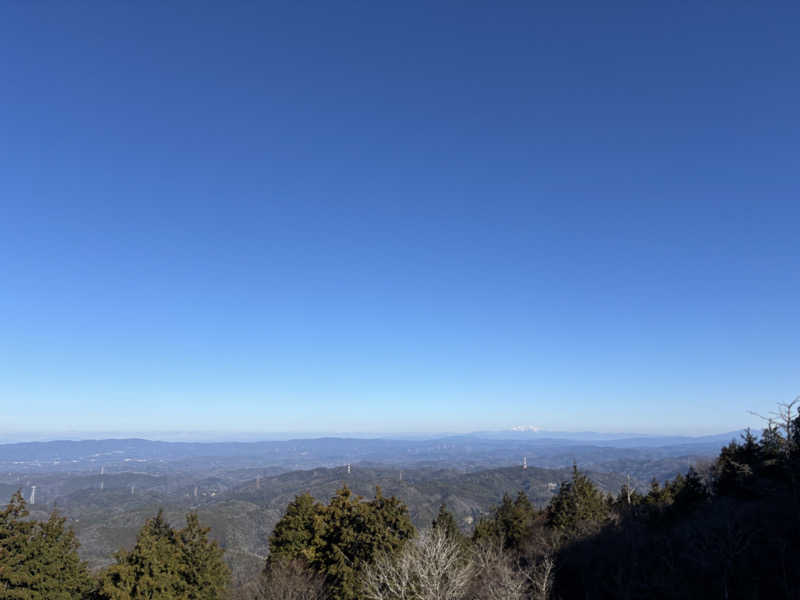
1;400;797;599
252;399;800;599
49;463;629;575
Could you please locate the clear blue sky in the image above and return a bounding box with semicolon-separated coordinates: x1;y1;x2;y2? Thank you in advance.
1;1;798;437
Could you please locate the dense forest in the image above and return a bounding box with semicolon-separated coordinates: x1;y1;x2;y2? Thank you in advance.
1;400;798;599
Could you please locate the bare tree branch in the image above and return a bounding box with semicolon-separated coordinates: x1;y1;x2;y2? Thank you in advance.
362;528;472;600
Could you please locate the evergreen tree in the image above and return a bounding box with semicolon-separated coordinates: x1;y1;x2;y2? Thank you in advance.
431;504;464;544
98;509;229;600
268;486;415;600
547;465;609;536
0;492;91;600
0;491;38;598
268;493;325;566
312;487;372;600
713;438;759;498
362;487;415;558
177;513;230;600
760;422;783;459
98;510;183;599
503;492;537;552
644;478;674;506
671;467;708;512
739;429;761;464
473;491;538;554
28;510;93;599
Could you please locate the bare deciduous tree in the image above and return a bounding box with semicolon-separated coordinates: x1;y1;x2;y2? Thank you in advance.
468;541;529;600
416;528;473;600
257;559;328;600
526;553;555;600
363;528;472;600
362;547;416;600
749;396;800;459
749;395;800;504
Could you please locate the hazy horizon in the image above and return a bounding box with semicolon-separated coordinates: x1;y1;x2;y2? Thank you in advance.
0;425;748;445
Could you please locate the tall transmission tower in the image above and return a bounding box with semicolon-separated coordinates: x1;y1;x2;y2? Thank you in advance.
346;463;351;475
523;456;527;470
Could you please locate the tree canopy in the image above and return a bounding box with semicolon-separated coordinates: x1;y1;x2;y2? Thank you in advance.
269;486;415;600
97;510;230;600
0;491;92;600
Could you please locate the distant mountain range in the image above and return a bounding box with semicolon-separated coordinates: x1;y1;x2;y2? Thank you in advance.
0;431;743;474
1;434;741;574
0;429;743;444
468;429;744;446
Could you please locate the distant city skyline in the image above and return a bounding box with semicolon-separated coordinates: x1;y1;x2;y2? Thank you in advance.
1;2;798;437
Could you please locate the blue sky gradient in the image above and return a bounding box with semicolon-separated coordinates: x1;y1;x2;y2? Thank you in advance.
1;1;798;436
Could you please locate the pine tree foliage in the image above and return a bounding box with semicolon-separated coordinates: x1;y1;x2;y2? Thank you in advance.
431;504;464;546
0;491;92;600
97;509;230;600
268;492;325;566
98;510;183;599
315;486;415;600
473;491;539;554
178;513;231;600
28;510;94;600
0;491;36;598
546;465;609;535
268;485;415;600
